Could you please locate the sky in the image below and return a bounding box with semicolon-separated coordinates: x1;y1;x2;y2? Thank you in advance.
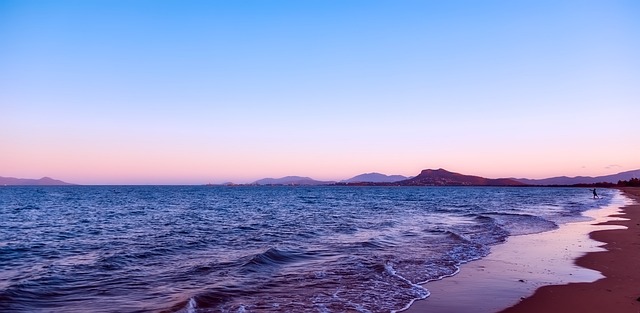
1;0;639;185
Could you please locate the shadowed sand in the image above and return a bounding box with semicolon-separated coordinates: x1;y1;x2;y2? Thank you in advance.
404;188;639;313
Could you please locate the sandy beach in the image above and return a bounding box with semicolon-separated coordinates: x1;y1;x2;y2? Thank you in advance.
405;187;640;313
501;187;640;313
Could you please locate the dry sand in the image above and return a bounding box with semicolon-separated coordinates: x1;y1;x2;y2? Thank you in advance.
404;188;639;313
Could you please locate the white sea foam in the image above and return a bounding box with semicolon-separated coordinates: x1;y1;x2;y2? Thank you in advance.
186;297;196;313
385;262;430;313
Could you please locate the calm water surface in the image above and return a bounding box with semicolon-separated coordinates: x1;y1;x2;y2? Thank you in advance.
0;186;616;312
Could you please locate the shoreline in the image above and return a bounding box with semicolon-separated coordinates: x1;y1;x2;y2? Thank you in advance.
404;188;637;313
500;187;640;313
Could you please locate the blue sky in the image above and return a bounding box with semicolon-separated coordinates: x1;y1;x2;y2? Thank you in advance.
1;1;639;184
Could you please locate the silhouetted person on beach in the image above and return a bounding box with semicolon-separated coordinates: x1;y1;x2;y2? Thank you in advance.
590;188;599;199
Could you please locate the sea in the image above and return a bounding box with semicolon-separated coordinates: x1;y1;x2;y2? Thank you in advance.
0;186;619;313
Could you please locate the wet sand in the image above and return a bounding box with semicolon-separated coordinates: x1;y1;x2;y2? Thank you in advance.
500;187;640;313
404;188;639;313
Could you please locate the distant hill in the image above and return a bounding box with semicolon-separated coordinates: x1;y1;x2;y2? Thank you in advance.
397;169;525;186
514;169;640;185
342;172;409;183
252;176;335;186
0;176;74;186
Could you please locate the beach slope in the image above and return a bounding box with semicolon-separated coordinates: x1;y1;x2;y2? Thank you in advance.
405;188;639;313
501;187;640;313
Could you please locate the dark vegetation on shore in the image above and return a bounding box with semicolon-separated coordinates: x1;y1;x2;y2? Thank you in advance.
575;178;640;188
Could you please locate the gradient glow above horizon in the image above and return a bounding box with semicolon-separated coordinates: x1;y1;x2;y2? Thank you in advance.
1;0;639;185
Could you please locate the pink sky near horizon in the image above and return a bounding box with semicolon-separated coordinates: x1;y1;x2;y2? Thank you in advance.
2;136;638;185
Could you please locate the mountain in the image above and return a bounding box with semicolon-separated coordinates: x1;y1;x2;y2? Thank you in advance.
252;176;335;186
342;172;409;183
0;176;74;186
514;169;640;185
397;169;525;186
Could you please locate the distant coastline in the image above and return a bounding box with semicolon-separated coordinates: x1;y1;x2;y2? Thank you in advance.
3;168;638;187
0;176;73;186
217;168;640;188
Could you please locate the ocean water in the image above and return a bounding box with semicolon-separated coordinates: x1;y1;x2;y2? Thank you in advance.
0;186;616;313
